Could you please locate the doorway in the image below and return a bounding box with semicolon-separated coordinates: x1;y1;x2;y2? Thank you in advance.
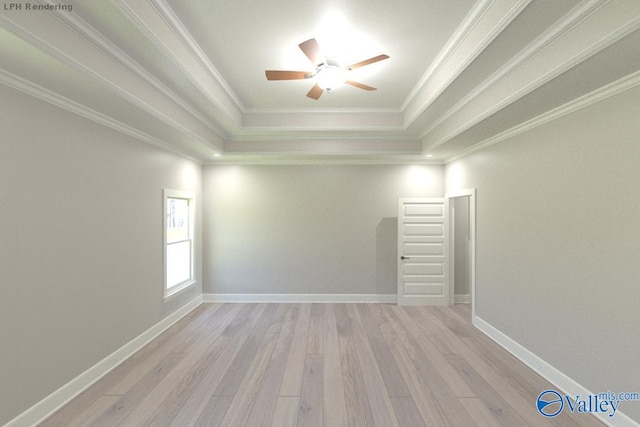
446;189;476;319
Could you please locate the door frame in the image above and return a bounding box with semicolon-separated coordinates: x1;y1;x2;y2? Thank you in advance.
445;189;476;319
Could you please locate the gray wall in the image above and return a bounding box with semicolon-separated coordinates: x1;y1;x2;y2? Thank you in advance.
5;67;639;425
203;164;443;295
445;85;640;422
453;196;470;296
0;85;202;425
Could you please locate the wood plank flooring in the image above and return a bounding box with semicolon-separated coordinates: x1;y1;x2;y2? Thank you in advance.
39;303;605;427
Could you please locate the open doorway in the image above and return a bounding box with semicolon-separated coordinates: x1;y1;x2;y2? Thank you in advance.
446;189;476;320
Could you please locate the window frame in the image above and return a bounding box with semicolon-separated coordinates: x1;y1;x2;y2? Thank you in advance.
163;189;196;301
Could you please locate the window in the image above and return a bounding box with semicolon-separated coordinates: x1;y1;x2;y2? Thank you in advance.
164;189;195;299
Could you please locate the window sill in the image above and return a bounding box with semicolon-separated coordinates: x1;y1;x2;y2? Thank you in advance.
163;280;197;303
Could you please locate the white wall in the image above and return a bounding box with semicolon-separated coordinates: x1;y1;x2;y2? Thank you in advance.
203;164;443;296
0;84;202;425
445;85;640;423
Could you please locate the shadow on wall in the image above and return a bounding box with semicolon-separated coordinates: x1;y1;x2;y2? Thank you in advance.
376;217;398;295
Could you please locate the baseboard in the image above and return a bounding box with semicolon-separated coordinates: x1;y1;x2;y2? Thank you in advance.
5;295;203;427
473;316;639;427
454;294;471;304
202;293;398;303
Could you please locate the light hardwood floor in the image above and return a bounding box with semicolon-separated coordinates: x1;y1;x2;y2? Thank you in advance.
39;303;605;426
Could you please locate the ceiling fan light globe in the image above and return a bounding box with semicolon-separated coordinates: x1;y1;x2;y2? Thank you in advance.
316;65;345;91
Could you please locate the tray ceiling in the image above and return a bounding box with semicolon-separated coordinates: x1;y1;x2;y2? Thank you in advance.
1;0;640;163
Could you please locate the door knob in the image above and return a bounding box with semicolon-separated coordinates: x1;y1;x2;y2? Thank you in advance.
400;256;411;260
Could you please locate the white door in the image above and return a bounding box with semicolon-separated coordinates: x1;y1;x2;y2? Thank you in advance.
397;198;449;305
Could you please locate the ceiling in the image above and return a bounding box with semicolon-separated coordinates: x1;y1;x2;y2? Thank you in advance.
1;0;640;163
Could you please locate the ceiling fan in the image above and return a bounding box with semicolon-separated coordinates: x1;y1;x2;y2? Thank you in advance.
265;38;389;100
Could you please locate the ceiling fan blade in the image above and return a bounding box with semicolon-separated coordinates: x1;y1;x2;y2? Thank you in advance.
299;38;322;65
306;83;323;100
347;54;390;70
265;70;313;80
347;80;377;91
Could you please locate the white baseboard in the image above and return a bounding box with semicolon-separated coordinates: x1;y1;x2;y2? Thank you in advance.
473;316;639;427
5;295;203;427
454;294;471;304
202;293;398;304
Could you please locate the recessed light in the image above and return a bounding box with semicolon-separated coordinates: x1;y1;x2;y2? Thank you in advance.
425;154;433;158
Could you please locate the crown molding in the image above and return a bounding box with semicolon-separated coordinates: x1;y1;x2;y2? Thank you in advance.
3;0;636;164
445;68;640;163
49;5;228;140
112;0;243;127
224;136;422;156
241;109;404;131
418;0;605;139
148;0;246;114
422;1;640;151
0;68;207;162
228;133;418;143
400;0;495;113
205;154;441;166
244;107;402;115
0;7;225;155
402;0;531;128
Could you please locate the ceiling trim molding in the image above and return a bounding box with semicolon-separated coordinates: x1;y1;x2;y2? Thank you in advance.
112;0;243;128
422;2;640;151
48;6;227;140
0;8;225;154
0;68;204;162
445;68;640;163
402;0;532;128
225;137;422;156
418;0;605;139
148;0;245;113
400;0;495;112
244;107;402;115
205;155;441;166
241;110;404;132
3;0;635;164
228;134;418;143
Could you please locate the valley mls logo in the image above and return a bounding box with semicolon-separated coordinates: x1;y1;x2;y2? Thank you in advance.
537;390;564;417
537;389;640;418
